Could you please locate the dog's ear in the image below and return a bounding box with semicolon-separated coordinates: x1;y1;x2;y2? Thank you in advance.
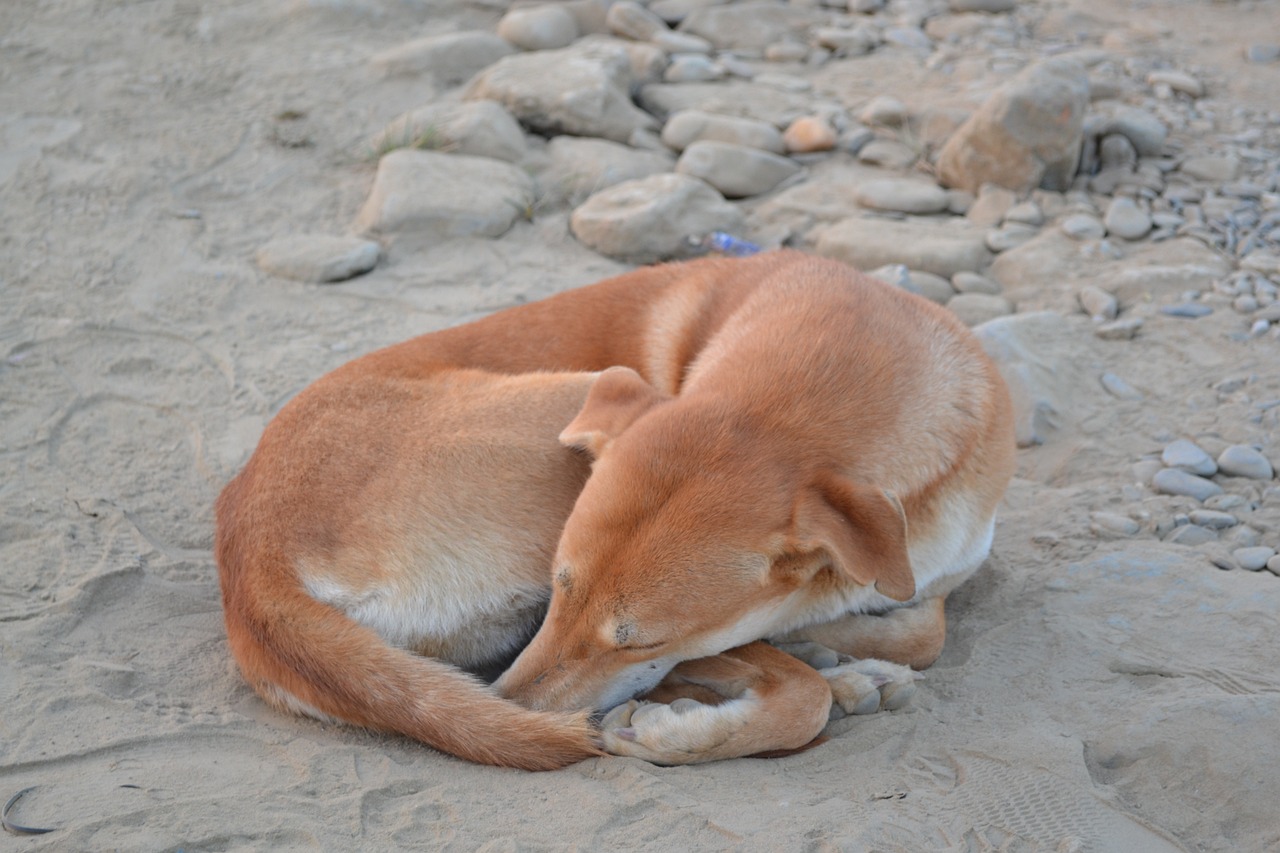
560;367;669;457
791;473;915;601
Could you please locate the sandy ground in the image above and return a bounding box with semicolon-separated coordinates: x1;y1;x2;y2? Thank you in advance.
2;0;1279;850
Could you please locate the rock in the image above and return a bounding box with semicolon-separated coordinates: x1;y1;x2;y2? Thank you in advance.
497;4;580;51
664;54;724;82
813;217;992;278
1246;44;1280;64
639;81;811;128
540;136;674;207
677;2;822;51
1004;200;1044;227
1269;554;1280;575
465;43;655;143
652;30;713;53
1097;133;1138;171
1180;155;1239;183
1147;69;1203;99
985;224;1039;253
255;234;380;283
883;26;931;51
765;41;809;62
967;184;1018;227
1085;102;1167;157
1217;445;1274;480
856;139;918;169
370;32;515;83
1095;317;1143;340
1078;284;1118;320
953;271;1003;295
354;150;534;239
660;110;785;154
948;293;1013;326
675;141;800;198
1100;372;1141;400
370;101;526;163
1164;524;1218;546
1097;238;1232;303
937;58;1090;194
1090;512;1140;538
1160;302;1213;318
853;178;950;214
859;95;907;127
1189;510;1238;530
1152;468;1224;502
570;173;745;263
1103;197;1152;240
850;0;885;12
783;117;837;153
904;270;956;305
1163;439;1216;477
1061;213;1105;240
949;0;1015;10
813;26;879;56
1233;546;1276;571
606;0;668;41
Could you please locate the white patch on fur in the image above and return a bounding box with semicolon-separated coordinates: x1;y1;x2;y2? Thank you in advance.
261;682;338;723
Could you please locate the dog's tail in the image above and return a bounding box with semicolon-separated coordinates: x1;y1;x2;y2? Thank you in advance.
216;494;601;771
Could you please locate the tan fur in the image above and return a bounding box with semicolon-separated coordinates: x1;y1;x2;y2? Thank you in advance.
216;251;1015;769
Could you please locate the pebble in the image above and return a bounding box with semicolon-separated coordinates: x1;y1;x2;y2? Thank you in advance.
859;95;907;128
1061;214;1106;240
1233;546;1276;571
569;173;745;263
371;101;526;163
765;41;809;62
947;293;1013;326
1078;284;1118;320
255;234;380;283
1179;155;1240;183
1146;69;1204;99
1100;372;1142;401
985;224;1039;253
1004;201;1044;227
1269;554;1280;575
1205;494;1249;512
1245;44;1280;64
813;26;878;56
1152;468;1224;502
1160;302;1213;318
660;110;785;154
651;31;713;54
369;32;514;83
1090;512;1141;538
496;5;579;51
883;27;932;52
1098;134;1137;171
1188;510;1238;530
540;136;674;207
967;185;1017;228
782;117;837;153
606;1;668;42
1087;104;1167;158
1165;524;1217;546
1217;445;1274;480
1162;439;1218;476
1103;197;1152;240
1095;317;1143;340
952;271;1003;295
814;217;991;278
679;3;824;51
664;54;725;82
853;178;950;214
675;141;801;198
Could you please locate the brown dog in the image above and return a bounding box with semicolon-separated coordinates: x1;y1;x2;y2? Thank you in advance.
216;251;1015;769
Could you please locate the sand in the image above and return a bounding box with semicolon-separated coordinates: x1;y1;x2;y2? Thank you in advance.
2;0;1279;850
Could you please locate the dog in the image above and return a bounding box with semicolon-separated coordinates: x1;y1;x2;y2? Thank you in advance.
215;251;1015;770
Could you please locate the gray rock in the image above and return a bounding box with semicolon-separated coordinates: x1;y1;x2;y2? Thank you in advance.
1078;284;1118;320
675;141;801;198
986;224;1040;253
765;41;809;62
1147;69;1203;99
1160;302;1213;318
1246;44;1280;64
859;95;907;128
1061;213;1106;240
856;139;918;169
354;150;534;239
1098;133;1138;171
370;101;526;163
465;43;656;143
660;110;785;154
949;0;1015;10
1090;512;1140;538
638;81;810;128
497;4;579;51
948;293;1013;326
1164;524;1218;546
1189;510;1238;530
651;30;712;53
1233;546;1276;571
953;271;1003;295
1095;317;1143;340
255;234;380;283
1104;197;1152;240
1217;445;1274;480
903;270;956;305
813;26;879;56
966;184;1018;227
539;136;674;207
569;173;745;263
1085;102;1167;157
814;217;992;278
664;54;725;83
1152;468;1224;502
1180;155;1240;183
1163;439;1217;476
606;0;668;41
1100;372;1141;400
853;178;950;214
1268;554;1280;575
677;2;822;51
1004;200;1044;227
883;27;932;52
937;58;1090;193
370;32;515;83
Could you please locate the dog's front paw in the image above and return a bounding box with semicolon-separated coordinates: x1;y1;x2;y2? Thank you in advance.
823;658;922;719
599;698;750;765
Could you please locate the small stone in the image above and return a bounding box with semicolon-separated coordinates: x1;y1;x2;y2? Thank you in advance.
497;4;580;51
370;32;514;83
1162;439;1217;476
660;110;785;154
859;95;908;127
853;178;950;214
255;234;380;283
1090;512;1140;538
1152;468;1223;502
1217;445;1274;480
1179;155;1239;183
540;136;674;207
1061;214;1106;240
1146;69;1203;99
1164;524;1218;546
606;1;668;42
903;270;957;305
849;0;885;12
1188;510;1238;530
882;27;931;52
664;54;725;82
371;101;526;163
1095;317;1143;340
783;117;837;153
1235;295;1260;314
1205;494;1248;512
985;224;1039;253
1103;197;1152;240
1004;201;1044;227
967;184;1018;228
953;271;1003;295
1078;284;1118;320
1268;554;1280;575
813;26;878;56
1100;372;1141;400
675;141;801;198
1088;104;1167;157
1245;44;1280;64
1160;302;1213;318
814;217;991;278
765;41;809;62
1098;133;1138;171
651;31;713;54
1233;546;1276;571
947;293;1013;326
856;139;918;169
679;3;825;51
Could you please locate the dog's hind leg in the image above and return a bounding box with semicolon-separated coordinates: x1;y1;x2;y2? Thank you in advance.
777;595;948;670
597;642;832;765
